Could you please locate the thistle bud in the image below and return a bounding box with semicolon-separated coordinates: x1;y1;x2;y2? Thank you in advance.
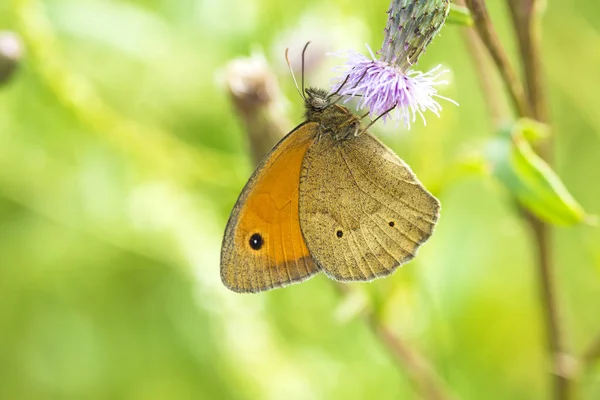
333;0;455;128
0;31;23;86
380;0;450;71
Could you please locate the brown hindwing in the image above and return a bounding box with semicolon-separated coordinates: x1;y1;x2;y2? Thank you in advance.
299;131;440;281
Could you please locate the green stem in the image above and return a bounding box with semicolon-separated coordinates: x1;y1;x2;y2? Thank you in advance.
582;334;600;370
458;15;508;126
507;0;549;125
224;56;290;165
334;284;455;400
0;31;22;86
369;317;455;400
464;0;532;118
463;0;572;397
506;2;573;399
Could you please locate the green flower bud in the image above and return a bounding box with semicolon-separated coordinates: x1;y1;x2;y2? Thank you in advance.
380;0;450;71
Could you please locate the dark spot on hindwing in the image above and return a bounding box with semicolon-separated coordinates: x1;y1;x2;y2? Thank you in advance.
336;230;343;238
249;233;264;250
389;221;395;227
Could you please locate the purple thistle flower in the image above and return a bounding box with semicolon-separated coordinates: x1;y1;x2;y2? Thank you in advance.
333;0;456;128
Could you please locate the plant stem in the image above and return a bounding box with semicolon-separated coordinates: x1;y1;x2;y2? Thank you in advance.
506;1;573;398
224;56;290;164
582;334;600;370
464;0;531;118
463;0;572;397
526;213;572;398
0;31;22;86
368;316;455;400
507;0;549;125
456;4;507;126
334;284;454;400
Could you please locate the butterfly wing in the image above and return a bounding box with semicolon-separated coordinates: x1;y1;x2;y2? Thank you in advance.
299;131;440;281
221;123;320;293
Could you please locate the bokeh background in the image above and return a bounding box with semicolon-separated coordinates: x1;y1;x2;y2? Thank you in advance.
1;0;599;399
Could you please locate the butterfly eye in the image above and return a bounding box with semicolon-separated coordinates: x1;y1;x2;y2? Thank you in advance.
249;233;264;250
311;98;326;109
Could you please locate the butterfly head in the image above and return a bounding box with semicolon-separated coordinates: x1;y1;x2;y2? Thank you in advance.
304;87;331;110
284;44;358;138
304;87;360;140
303;87;340;123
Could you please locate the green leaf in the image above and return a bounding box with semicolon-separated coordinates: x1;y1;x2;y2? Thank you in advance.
447;4;473;26
486;120;589;226
498;118;549;142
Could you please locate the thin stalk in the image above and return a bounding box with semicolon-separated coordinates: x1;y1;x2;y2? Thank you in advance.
335;284;455;400
455;5;508;126
507;0;549;125
506;1;573;399
0;31;22;86
464;0;531;118
582;334;600;370
464;0;571;397
224;56;291;163
369;317;455;400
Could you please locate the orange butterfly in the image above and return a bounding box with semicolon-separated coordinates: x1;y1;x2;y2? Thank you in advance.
221;47;440;293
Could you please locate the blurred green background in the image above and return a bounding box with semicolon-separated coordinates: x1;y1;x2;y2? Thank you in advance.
1;0;599;399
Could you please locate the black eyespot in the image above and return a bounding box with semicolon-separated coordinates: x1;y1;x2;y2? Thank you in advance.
249;233;264;250
389;221;395;227
336;230;343;238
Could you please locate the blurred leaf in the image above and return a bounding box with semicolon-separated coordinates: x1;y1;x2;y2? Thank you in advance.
545;12;600;139
486;120;589;226
447;4;473;26
48;1;176;61
435;151;488;194
14;0;244;190
501;118;550;142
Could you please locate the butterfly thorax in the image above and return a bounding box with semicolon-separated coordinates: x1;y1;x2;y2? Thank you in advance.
304;87;361;141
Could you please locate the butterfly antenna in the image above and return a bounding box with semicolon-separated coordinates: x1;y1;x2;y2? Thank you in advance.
300;41;311;96
329;73;350;98
360;105;396;134
285;47;305;100
329;67;369;105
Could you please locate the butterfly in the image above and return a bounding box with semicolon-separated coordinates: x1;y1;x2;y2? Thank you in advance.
220;47;440;293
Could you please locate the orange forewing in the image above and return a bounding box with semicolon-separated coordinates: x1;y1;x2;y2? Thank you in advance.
221;123;320;293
